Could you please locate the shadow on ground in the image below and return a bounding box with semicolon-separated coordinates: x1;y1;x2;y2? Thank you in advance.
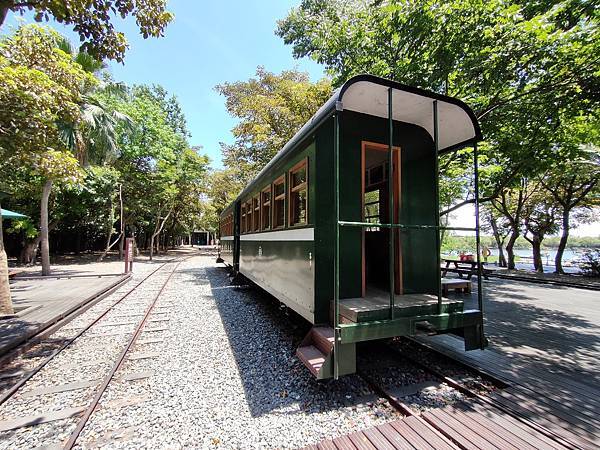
202;263;394;419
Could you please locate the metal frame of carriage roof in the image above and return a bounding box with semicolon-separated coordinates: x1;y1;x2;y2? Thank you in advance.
221;75;486;379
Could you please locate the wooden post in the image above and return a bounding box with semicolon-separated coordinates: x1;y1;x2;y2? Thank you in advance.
124;237;134;273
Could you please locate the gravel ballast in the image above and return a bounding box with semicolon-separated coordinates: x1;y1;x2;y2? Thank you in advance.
76;255;401;449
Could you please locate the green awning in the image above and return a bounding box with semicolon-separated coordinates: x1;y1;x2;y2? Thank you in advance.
1;208;27;219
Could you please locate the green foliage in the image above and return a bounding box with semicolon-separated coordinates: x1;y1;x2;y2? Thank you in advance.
216;67;332;182
580;249;600;277
0;25;94;163
277;0;600;213
1;0;174;62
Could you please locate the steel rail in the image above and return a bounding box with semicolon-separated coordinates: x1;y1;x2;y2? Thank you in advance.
63;258;185;449
0;261;168;407
357;369;463;450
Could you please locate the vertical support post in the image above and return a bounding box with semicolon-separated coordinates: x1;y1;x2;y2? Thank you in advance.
387;88;395;320
473;141;485;348
124;237;134;274
433;101;443;314
333;111;340;380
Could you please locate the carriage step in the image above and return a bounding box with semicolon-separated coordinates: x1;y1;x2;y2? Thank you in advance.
296;345;326;377
311;326;334;354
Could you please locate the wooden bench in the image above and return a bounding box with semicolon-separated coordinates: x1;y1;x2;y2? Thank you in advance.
441;259;490;280
441;278;471;296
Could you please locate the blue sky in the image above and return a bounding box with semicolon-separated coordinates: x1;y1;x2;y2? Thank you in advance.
4;0;325;168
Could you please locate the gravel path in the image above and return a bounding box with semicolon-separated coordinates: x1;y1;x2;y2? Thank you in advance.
0;258;181;449
75;255;400;449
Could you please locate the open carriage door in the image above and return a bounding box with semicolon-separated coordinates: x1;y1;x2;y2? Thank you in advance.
361;141;402;297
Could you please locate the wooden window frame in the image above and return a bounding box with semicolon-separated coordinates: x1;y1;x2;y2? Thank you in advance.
288;158;308;227
261;186;271;231
241;204;246;234
272;175;286;230
246;200;253;234
253;195;260;232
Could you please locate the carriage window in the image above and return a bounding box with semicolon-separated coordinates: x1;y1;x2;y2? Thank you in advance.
273;176;285;229
289;160;308;226
241;205;246;234
261;187;271;230
246;201;253;233
253;195;260;231
364;190;380;231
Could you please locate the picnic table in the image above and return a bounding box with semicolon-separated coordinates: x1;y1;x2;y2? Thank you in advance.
441;258;489;280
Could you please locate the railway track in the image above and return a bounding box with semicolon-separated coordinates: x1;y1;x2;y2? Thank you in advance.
0;257;187;449
350;339;580;450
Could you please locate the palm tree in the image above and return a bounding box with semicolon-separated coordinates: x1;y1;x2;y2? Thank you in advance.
38;39;132;276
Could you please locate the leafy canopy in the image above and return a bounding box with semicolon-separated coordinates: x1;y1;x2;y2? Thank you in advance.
0;0;174;62
216;67;332;182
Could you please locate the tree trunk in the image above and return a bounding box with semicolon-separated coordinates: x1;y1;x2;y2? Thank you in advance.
40;179;52;276
149;208;172;261
505;230;519;270
489;215;507;267
555;210;570;275
0;7;9;27
0;201;14;315
531;235;544;273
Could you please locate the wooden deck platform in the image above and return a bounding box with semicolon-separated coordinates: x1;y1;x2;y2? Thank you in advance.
0;274;130;356
415;277;600;448
339;289;463;322
306;396;572;449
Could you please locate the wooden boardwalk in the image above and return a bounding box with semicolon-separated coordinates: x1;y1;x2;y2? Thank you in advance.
0;274;130;355
309;278;599;449
307;397;572;449
422;278;600;448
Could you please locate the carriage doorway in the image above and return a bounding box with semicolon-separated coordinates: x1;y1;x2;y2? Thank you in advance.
361;141;402;297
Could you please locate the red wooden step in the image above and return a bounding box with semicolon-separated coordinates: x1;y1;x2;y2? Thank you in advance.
296;345;326;377
311;327;334;354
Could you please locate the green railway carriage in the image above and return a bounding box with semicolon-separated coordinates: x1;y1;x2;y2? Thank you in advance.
218;75;486;380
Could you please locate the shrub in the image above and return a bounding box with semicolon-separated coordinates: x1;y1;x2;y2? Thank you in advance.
580;249;600;278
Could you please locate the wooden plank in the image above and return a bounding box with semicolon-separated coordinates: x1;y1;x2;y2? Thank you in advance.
347;431;377;450
402;416;457;450
390;419;437;450
452;401;564;450
489;390;599;447
362;427;395;450
127;352;160;361
317;440;337;450
434;407;525;450
443;408;521;450
376;423;415;450
0;407;85;432
332;434;357;450
21;379;98;398
423;410;484;450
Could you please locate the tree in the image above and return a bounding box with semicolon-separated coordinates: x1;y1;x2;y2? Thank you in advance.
0;0;174;62
541;132;600;273
277;0;600;213
522;189;560;273
1;25;91;277
216;67;332;181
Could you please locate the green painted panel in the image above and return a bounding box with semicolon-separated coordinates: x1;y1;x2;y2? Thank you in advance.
239;238;314;322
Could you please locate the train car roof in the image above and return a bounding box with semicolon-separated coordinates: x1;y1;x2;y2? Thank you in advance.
224;74;482;214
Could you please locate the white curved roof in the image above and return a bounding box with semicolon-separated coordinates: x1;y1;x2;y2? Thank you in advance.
339;76;481;152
